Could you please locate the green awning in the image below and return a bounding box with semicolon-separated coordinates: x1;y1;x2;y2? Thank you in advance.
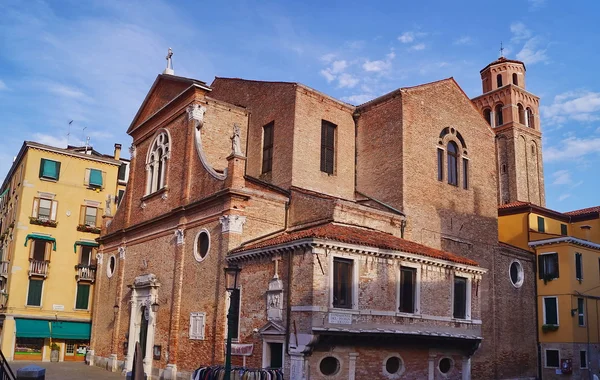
73;241;99;253
50;321;91;340
0;187;9;199
24;234;56;251
15;319;51;338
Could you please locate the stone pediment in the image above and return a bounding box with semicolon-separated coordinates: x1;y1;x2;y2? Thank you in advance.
258;321;285;336
133;274;160;289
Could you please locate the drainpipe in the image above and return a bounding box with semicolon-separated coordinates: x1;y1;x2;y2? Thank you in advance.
285;248;293;356
352;111;360;191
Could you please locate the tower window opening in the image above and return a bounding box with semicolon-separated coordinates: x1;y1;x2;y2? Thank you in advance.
497;74;503;88
513;73;518;86
518;104;525;124
495;104;504;126
526;108;534;128
483;109;492;126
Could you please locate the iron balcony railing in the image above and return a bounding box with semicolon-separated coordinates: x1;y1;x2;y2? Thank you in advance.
29;260;48;278
76;265;96;282
0;261;8;277
0;348;15;379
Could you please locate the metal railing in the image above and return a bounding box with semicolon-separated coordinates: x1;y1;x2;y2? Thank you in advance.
77;265;96;282
0;348;15;380
0;261;8;277
29;260;48;277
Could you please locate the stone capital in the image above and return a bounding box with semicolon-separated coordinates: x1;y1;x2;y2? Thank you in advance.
219;214;246;234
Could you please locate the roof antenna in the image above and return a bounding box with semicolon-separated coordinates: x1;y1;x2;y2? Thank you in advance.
67;120;73;146
500;41;504;58
163;47;174;75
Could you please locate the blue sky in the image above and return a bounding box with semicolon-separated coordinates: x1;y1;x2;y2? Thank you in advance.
0;0;598;212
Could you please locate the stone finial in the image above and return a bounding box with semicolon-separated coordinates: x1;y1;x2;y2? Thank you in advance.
219;214;246;234
96;253;103;265
187;104;206;130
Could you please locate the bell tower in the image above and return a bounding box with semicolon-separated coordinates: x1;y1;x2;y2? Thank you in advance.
471;56;545;207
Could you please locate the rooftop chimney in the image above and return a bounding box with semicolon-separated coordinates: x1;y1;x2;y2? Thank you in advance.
114;143;122;161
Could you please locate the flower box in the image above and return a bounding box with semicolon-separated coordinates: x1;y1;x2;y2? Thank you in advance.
29;217;58;228
542;324;559;332
77;224;101;234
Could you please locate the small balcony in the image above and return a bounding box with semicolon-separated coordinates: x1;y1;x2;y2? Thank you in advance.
29;260;48;278
0;261;9;277
76;265;96;282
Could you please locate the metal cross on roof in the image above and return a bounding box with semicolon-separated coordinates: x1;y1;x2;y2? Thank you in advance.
164;47;174;75
500;42;504;58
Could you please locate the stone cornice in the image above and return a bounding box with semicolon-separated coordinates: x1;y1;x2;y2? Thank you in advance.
529;236;600;251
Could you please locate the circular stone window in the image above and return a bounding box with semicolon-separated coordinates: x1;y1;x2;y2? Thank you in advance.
194;230;210;262
107;255;116;278
509;260;524;288
319;356;340;376
383;355;405;377
438;357;453;375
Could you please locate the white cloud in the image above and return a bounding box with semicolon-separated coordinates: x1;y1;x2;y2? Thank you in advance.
558;193;571;202
453;36;472;45
510;22;532;42
516;37;548;65
398;32;414;43
541;90;600;124
319;69;335;83
410;43;426;51
342;94;373;105
337;73;359;89
32;133;83;148
320;53;336;63
545;137;600;162
551;170;571;185
528;0;546;9
0;80;7;91
46;83;93;102
330;60;347;74
363;59;391;72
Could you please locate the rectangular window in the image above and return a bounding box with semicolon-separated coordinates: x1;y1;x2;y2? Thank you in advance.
118;164;127;182
29;240;50;262
560;223;568;236
578;297;585;326
333;258;353;309
538;253;559;281
437;149;444;181
88;169;103;188
320;120;336;175
80;246;93;266
580;350;587;369
39;159;60;181
575;253;583;281
268;343;283;369
75;284;90;310
543;297;558;325
462;158;469;189
545;349;559;368
453;276;467;319
262;122;274;174
27;279;43;306
117;190;125;206
80;206;98;227
189;312;206;340
538;216;545;233
32;198;58;222
399;267;416;313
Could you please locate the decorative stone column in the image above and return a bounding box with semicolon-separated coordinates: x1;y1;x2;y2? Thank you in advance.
428;354;435;380
462;356;471;380
289;353;307;380
348;352;359;380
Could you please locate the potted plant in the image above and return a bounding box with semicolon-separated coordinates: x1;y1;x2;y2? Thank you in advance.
50;343;60;362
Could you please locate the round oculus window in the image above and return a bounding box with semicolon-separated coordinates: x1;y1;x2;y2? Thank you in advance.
107;255;116;278
194;230;210;262
385;356;403;375
319;356;340;376
509;260;524;288
438;358;453;374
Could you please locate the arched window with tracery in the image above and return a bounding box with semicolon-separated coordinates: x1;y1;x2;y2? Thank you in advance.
495;104;504;126
497;74;503;88
146;131;170;194
518;104;525;124
447;141;459;186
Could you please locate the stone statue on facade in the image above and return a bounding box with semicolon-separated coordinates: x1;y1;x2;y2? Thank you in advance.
231;124;242;155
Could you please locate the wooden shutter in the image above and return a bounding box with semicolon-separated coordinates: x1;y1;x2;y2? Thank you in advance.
96;209;103;227
79;206;86;225
29;239;35;259
32;198;39;218
50;200;58;221
101;171;106;190
84;169;91;186
44;241;51;261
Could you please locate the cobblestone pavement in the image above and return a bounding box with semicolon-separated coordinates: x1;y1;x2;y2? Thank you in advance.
9;361;124;379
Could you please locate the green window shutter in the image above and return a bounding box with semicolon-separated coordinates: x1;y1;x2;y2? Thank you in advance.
89;169;103;187
561;224;568;236
27;279;43;306
537;216;545;233
75;284;90;309
39;159;46;178
55;161;61;180
576;253;583;280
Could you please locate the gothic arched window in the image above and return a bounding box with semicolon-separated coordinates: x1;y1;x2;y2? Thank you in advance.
518;104;525;124
497;74;503;88
447;141;459;186
512;73;518;86
483;109;492;126
526;107;534;128
146;131;170;194
495;104;504;126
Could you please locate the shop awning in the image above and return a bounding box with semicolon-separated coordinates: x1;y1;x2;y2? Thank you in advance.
50;321;91;340
24;234;56;251
15;319;51;338
73;241;99;253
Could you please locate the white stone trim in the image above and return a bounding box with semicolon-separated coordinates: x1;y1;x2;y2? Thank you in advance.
219;215;246;234
329;253;359;310
437;357;455;377
193;229;211;262
189;103;227;181
189;312;206;340
107;255;116;278
509;259;524;288
382;354;405;379
261;335;285;370
145;130;171;195
452;274;472;321
318;354;343;377
396;261;421;315
529;236;600;250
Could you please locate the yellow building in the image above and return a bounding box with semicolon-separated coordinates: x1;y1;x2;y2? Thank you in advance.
0;141;126;362
499;201;600;379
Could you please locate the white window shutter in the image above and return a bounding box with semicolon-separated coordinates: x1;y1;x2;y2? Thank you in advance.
189;312;205;340
84;169;90;186
32;198;39;218
51;201;58;221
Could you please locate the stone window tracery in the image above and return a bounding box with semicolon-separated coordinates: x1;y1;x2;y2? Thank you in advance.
437;128;468;189
145;131;170;195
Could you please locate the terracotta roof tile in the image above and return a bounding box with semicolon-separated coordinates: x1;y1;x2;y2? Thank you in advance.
233;223;478;266
498;201;531;209
565;206;600;216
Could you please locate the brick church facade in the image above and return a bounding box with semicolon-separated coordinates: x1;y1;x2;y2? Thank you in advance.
89;56;541;379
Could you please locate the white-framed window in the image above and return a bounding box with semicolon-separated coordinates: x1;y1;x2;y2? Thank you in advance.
438;357;454;375
578;297;585;327
319;355;342;377
452;273;472;320
542;296;559;325
262;337;285;370
397;263;421;314
189;312;206;340
107;255;116;278
31;197;58;221
575;252;583;281
382;354;405;378
545;349;560;368
193;230;210;262
145;131;170;195
330;255;358;310
509;260;524;288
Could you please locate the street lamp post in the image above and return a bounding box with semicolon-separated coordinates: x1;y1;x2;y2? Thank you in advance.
224;265;241;380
